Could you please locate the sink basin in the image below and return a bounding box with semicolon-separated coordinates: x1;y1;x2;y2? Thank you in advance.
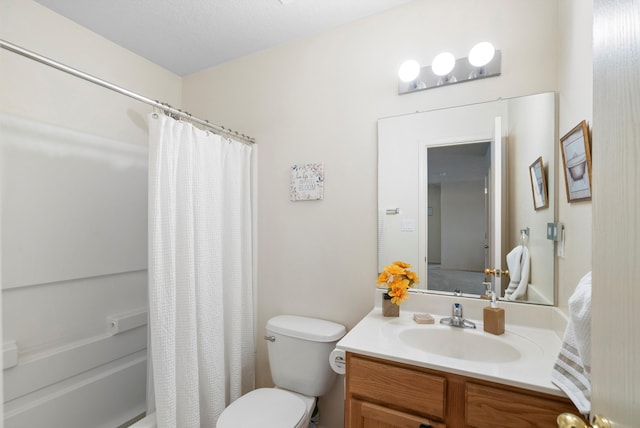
398;326;536;363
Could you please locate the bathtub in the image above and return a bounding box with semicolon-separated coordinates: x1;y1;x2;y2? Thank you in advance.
129;413;156;427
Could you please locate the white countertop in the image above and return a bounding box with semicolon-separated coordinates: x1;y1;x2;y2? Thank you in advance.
337;308;566;397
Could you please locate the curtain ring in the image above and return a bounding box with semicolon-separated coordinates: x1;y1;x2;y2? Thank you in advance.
152;112;159;119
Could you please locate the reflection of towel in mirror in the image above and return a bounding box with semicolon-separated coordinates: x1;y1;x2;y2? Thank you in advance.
504;245;530;300
551;272;592;415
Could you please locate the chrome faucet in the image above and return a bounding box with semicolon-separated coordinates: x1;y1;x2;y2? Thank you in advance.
440;303;476;329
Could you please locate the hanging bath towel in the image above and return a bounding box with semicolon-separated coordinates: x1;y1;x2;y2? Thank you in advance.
504;245;530;300
551;272;592;415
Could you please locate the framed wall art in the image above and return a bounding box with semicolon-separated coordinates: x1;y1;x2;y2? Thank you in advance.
529;156;549;210
289;163;324;201
560;120;592;202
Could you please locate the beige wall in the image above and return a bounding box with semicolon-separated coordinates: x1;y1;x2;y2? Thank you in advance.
507;93;557;304
557;0;593;307
441;180;486;271
183;0;562;426
427;184;442;264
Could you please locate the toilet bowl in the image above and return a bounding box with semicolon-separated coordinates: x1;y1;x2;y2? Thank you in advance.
217;387;315;428
217;315;346;428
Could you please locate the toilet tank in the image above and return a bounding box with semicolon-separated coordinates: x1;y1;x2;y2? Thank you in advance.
266;315;346;397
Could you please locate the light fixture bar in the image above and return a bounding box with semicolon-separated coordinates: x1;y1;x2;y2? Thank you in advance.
398;50;501;95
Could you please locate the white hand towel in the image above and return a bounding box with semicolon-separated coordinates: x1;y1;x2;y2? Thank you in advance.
551;272;592;415
504;245;530;300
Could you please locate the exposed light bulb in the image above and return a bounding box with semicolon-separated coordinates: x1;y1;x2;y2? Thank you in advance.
468;42;495;67
431;52;455;76
398;60;421;83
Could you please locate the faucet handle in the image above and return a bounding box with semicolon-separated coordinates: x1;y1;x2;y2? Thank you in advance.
452;303;463;317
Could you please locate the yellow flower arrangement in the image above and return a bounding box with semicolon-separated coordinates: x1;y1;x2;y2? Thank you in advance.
376;261;420;305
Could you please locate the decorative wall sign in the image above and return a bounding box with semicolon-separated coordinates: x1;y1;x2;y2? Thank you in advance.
290;163;324;201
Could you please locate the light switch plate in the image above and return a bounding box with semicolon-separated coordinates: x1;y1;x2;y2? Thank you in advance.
401;218;416;232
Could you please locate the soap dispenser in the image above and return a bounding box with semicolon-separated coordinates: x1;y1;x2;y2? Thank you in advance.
483;291;505;335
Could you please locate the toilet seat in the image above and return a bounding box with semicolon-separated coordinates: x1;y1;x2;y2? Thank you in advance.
217;388;307;428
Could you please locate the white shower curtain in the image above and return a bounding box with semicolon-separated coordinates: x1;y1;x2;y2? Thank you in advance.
147;113;255;428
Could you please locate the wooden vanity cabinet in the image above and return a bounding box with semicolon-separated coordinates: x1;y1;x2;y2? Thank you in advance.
345;352;583;428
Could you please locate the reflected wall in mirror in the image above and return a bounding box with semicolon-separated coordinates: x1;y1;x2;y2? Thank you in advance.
378;92;556;305
427;142;491;296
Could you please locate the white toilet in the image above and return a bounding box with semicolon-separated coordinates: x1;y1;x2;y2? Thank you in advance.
217;315;346;428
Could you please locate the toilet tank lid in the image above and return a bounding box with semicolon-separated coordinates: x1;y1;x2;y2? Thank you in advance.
267;315;346;342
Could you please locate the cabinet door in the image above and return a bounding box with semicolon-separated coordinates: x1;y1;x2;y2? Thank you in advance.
466;382;581;427
348;354;446;419
350;398;446;428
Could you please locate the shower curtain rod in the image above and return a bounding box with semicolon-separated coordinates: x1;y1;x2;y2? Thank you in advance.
0;39;256;144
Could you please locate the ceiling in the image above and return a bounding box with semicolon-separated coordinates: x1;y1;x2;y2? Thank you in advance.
34;0;414;76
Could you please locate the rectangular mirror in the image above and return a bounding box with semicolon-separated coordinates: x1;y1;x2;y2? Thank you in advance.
378;92;556;305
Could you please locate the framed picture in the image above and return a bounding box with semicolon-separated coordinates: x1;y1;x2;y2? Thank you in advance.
529;156;549;210
289;163;324;201
560;120;592;202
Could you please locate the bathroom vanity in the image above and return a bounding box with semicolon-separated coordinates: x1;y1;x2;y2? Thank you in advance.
337;306;583;427
346;353;579;427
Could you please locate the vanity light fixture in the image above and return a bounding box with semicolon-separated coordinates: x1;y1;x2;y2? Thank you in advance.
431;52;457;85
431;52;456;75
398;42;501;95
468;42;496;79
468;42;496;67
398;59;427;90
398;59;421;82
